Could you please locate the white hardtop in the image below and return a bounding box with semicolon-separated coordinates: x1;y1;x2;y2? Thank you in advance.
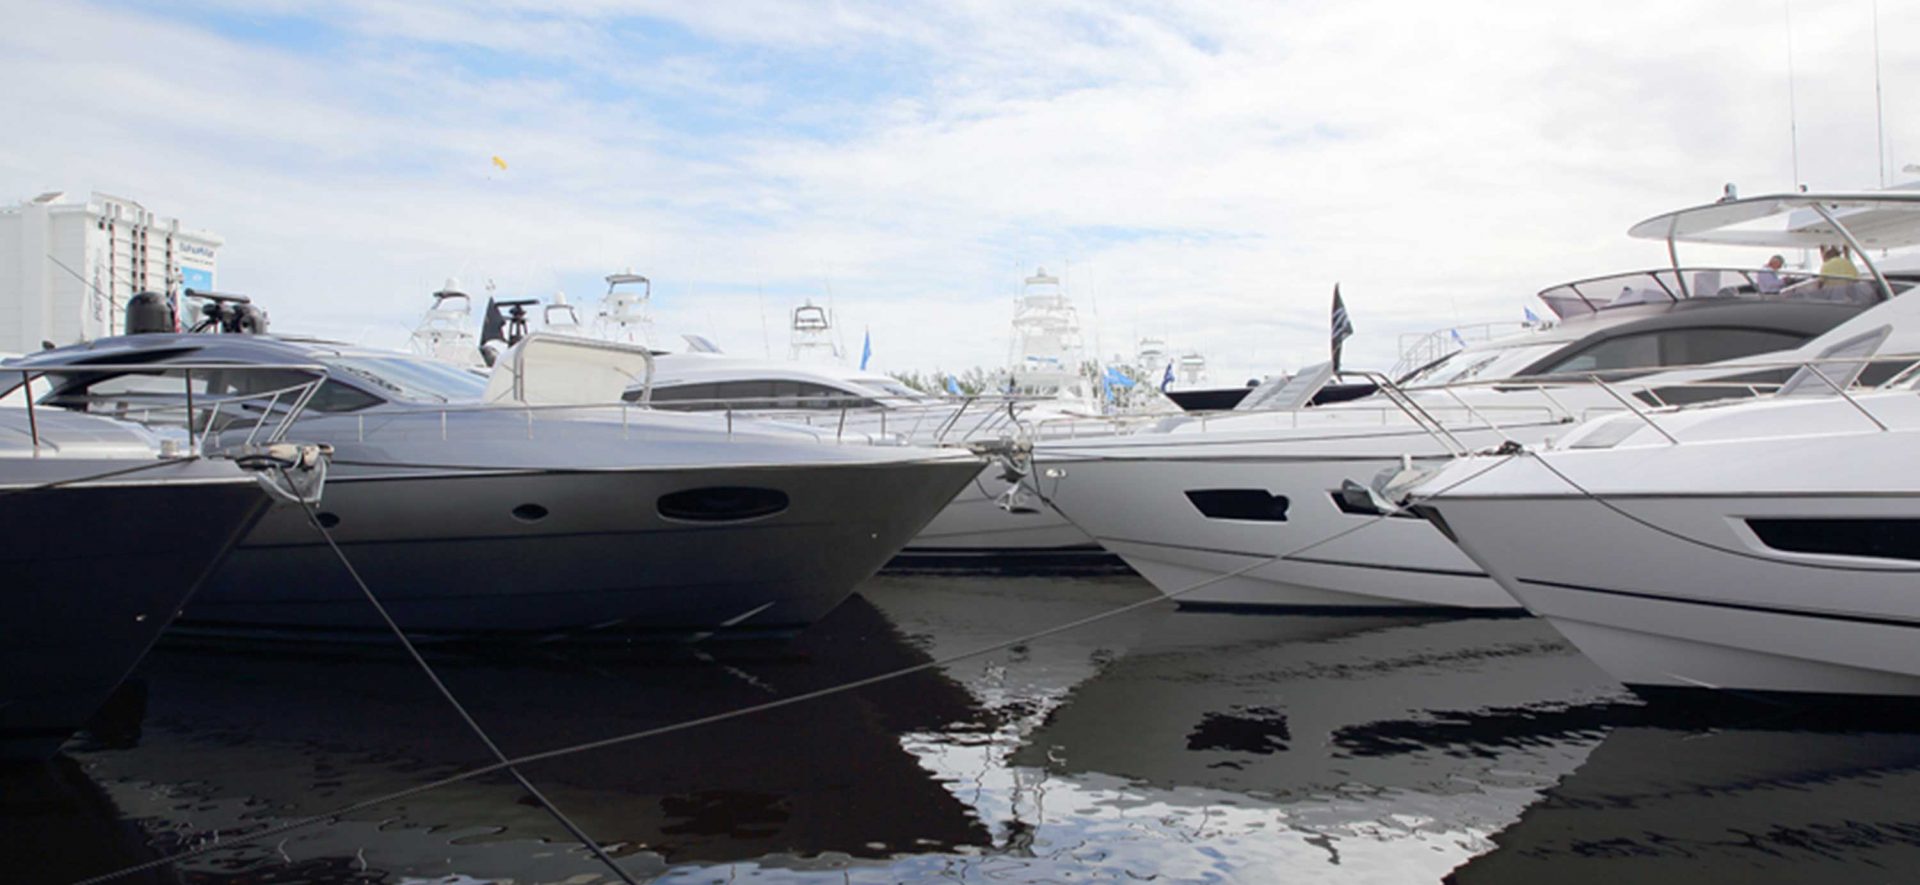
482;333;656;406
648;352;932;403
1627;190;1920;250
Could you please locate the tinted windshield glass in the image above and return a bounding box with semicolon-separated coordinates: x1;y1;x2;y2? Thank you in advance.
1400;344;1559;387
1539;328;1806;378
855;377;928;398
325;356;487;403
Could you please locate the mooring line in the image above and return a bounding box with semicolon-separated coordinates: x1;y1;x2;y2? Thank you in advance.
69;453;1515;885
282;474;640;885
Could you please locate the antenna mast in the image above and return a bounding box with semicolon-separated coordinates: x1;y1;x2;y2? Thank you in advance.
1786;0;1803;188
1874;0;1887;188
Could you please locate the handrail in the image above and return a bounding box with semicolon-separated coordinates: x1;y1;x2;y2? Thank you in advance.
1408;352;1920;452
1535;265;1906;319
10;361;330;454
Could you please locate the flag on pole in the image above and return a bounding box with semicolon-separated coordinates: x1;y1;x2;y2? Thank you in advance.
1330;284;1354;371
859;328;872;370
1160;361;1175;392
945;374;962;395
1524;306;1542;326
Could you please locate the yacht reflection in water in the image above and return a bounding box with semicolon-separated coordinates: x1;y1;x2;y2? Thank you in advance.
1450;706;1920;884
40;596;996;883
999;610;1629;875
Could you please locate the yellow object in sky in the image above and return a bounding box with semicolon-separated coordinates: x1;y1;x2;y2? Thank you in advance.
491;155;508;171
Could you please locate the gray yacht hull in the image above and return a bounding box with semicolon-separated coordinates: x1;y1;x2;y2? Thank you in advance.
177;459;980;642
1;468;266;762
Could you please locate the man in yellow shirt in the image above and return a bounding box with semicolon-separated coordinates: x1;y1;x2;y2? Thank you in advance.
1819;245;1860;281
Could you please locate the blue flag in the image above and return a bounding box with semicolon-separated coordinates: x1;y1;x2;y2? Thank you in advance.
1160;361;1175;391
859;329;872;370
1524;306;1542;325
1450;328;1466;346
945;374;962;395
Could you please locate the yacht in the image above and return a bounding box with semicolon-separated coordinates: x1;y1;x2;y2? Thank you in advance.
788;300;843;363
1406;191;1920;696
1007;267;1094;403
10;331;984;642
406;282;480;367
540;292;587;336
640;351;1130;569
595;271;655;346
0;360;329;761
1025;192;1911;611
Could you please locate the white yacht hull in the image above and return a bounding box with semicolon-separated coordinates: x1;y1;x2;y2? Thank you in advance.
1417;419;1920;697
1035;422;1561;610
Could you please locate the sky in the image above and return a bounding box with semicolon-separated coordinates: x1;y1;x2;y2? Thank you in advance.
0;0;1914;383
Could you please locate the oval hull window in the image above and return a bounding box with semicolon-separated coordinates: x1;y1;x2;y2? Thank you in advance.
512;503;549;522
658;487;790;523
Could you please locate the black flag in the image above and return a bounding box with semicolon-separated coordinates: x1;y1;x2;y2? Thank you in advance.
1330;284;1354;371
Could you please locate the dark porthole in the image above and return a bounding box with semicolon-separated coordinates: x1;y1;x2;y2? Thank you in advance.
1185;489;1289;522
1748;518;1920;562
511;503;550;523
658;487;790;523
316;512;341;529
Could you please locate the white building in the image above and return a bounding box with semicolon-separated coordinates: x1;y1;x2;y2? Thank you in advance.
0;191;220;353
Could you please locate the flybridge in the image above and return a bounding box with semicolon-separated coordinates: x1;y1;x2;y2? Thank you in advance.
1534;192;1920;319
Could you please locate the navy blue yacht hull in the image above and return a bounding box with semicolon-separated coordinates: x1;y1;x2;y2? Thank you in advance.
1;478;267;762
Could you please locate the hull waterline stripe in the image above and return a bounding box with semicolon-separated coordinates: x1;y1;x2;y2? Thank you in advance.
1099;535;1488;579
1517;577;1920;630
1282;554;1489;580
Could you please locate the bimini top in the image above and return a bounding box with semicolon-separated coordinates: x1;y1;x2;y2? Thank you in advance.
1626;190;1920;249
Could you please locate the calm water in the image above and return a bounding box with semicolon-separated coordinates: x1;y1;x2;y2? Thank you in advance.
7;574;1920;884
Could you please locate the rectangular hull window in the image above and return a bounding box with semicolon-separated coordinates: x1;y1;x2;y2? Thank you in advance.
1185;489;1289;522
1748;518;1920;562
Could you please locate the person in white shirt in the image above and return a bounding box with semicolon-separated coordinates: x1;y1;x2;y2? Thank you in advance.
1755;254;1786;293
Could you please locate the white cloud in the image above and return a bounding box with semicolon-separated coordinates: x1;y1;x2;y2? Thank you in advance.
1;0;1915;381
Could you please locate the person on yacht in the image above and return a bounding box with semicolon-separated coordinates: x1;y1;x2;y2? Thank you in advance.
1756;254;1787;293
1818;244;1860;284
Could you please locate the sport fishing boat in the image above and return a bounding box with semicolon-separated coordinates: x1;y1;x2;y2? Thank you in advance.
407;283;481;366
1407;192;1920;697
1007;267;1096;403
0;350;330;761
10;330;983;643
1025;191;1915;611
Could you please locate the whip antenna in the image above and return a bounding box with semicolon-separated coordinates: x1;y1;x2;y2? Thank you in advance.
1786;0;1803;188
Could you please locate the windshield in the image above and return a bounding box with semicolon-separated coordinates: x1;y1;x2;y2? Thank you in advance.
1399;343;1561;387
325;355;488;403
854;377;931;399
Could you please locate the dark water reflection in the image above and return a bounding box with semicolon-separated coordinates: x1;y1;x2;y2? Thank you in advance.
5;575;1920;883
